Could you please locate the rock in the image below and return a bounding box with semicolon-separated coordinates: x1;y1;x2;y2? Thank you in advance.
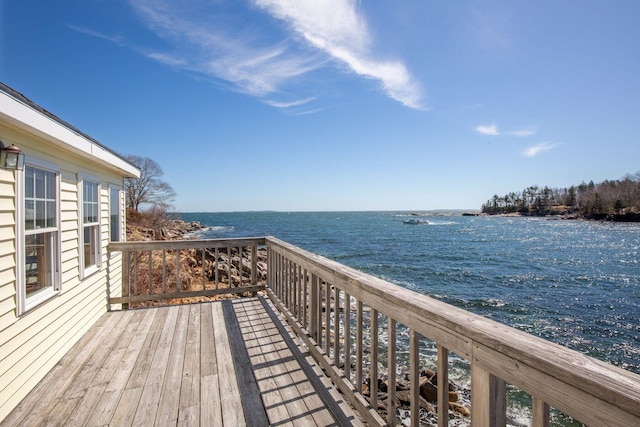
395;390;435;413
419;377;437;402
449;402;470;417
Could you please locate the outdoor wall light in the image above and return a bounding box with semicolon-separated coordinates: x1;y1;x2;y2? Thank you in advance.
0;140;25;171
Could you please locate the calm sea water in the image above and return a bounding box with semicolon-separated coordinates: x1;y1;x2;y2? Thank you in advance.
179;211;639;424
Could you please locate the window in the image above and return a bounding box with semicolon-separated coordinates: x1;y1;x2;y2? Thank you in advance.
19;165;61;313
81;178;101;274
109;185;121;242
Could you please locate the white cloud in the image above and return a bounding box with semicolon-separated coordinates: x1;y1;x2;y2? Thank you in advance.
67;24;126;46
508;129;536;137
263;97;316;109
475;123;536;137
523;141;559;157
475;124;499;136
253;0;425;109
111;0;423;110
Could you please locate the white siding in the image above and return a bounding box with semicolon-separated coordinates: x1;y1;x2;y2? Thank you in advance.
0;115;129;421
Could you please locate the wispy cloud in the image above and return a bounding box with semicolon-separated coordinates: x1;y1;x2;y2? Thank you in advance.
70;0;424;112
67;24;127;46
475;123;536;137
263;97;316;109
509;129;536;137
127;0;324;102
475;124;499;136
523;141;559;157
254;0;425;110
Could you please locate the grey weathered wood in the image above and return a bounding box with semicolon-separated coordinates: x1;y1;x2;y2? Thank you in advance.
109;237;266;252
200;304;221;425
310;273;318;341
370;308;379;411
266;287;385;426
532;396;550;427
129;305;179;425
344;292;352;381
437;344;449;427
387;318;397;426
333;285;340;366
266;236;640;426
471;362;506;427
356;299;363;394
253;296;362;426
109;284;265;305
410;329;420;427
325;280;331;355
221;300;269;427
178;304;202;422
6;297;364;427
3;313;125;427
212;302;247;426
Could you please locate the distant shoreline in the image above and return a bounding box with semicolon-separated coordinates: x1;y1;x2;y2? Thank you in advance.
475;211;640;222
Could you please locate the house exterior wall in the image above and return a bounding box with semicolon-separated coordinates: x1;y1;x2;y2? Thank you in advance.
0;111;128;420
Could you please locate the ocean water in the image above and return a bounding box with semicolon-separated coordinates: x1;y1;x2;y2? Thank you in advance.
179;211;639;424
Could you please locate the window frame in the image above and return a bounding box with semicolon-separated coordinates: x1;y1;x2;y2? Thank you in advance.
79;175;102;277
109;184;122;246
16;159;62;315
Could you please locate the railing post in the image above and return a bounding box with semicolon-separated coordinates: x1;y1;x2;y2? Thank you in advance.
344;292;351;381
310;274;319;341
250;245;257;296
148;250;153;294
437;345;449;427
471;362;506;427
324;281;331;355
370;309;378;411
356;300;363;393
317;278;324;347
388;318;397;425
302;269;308;330
410;329;420;427
333;286;340;366
122;250;131;309
532;397;550;427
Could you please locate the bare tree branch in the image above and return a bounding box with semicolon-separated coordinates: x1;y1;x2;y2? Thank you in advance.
123;154;176;212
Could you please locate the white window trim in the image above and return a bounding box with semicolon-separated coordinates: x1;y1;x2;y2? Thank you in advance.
16;158;62;315
79;174;102;278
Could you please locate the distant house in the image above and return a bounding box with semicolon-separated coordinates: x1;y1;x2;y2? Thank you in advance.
0;82;139;420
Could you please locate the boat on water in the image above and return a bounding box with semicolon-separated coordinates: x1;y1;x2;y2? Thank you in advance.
403;218;429;225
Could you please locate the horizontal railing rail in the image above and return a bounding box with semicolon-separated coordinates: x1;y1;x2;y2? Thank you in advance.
108;237;266;308
264;236;640;427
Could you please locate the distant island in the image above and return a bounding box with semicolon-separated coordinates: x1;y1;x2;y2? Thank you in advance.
481;172;640;221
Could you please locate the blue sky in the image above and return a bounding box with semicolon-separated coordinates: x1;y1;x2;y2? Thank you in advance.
2;1;639;212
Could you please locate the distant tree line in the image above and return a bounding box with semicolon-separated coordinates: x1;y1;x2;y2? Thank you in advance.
481;172;640;220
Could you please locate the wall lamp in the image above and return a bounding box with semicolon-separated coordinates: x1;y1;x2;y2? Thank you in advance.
0;140;25;171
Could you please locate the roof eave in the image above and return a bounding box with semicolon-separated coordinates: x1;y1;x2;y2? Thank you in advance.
0;88;140;178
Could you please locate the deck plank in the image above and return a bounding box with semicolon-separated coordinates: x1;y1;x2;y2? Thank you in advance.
200;304;222;425
178;304;201;416
2;311;131;427
130;305;180;426
2;298;363;427
212;302;247;426
155;305;189;425
222;300;270;427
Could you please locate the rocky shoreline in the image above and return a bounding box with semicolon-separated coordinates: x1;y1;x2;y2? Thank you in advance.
361;368;470;424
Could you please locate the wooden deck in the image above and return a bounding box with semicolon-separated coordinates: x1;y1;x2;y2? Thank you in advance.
2;297;363;427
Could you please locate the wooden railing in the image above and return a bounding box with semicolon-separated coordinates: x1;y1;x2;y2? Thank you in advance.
108;236;640;426
108;238;266;307
264;236;640;427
